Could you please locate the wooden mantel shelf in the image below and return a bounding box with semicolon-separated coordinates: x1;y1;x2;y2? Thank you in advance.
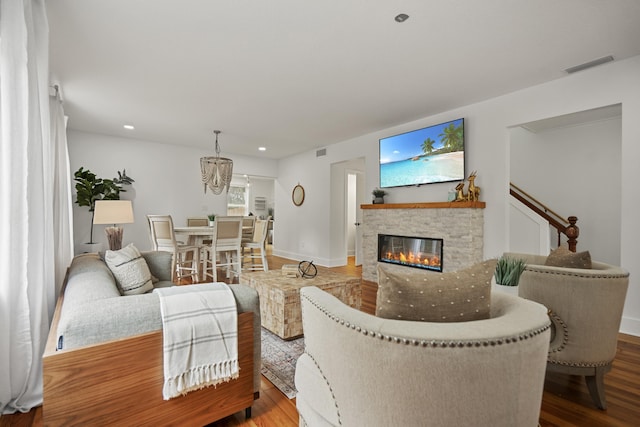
361;201;485;209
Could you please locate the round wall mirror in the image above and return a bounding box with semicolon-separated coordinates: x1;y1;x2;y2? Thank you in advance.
292;184;305;206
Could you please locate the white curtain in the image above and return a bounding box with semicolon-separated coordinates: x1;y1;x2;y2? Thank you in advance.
0;0;74;414
50;92;74;300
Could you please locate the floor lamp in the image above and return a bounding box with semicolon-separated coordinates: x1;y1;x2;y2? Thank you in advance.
93;200;134;251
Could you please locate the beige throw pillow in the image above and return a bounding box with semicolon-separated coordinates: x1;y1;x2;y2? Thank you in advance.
545;246;592;269
105;243;154;295
376;259;497;322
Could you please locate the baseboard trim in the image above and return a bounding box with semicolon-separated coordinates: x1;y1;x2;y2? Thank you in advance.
620;316;640;337
271;249;331;267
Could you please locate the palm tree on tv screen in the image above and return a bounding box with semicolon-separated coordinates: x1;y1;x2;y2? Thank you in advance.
421;137;435;155
438;122;464;152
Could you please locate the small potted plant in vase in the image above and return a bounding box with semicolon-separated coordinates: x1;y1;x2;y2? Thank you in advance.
207;214;216;226
493;255;526;295
372;188;387;204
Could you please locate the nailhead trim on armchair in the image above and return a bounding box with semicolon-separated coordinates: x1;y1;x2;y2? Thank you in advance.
304;292;550;348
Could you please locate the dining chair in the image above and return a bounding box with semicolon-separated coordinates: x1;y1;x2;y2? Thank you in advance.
187;217;209;226
241;216;256;245
242;217;270;271
200;220;217;282
201;216;243;282
185;216;214;276
147;214;200;283
187;216;213;245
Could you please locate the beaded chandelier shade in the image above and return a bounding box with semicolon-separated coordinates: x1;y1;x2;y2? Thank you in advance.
200;130;233;194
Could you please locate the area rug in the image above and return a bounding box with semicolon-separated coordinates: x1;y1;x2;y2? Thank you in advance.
261;327;305;399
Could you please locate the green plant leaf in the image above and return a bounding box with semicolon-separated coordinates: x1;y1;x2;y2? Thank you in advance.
494;256;526;286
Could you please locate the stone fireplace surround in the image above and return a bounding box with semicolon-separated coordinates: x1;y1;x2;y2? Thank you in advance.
361;201;485;282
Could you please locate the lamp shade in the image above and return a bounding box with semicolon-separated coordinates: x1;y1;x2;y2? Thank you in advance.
93;200;134;225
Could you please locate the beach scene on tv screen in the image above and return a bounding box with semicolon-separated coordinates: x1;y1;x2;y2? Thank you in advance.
380;118;464;188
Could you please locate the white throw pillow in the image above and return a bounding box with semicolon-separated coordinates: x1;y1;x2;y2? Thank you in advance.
105;243;154;296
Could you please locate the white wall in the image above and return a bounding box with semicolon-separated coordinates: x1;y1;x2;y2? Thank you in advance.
68;130;277;253
509;117;622;265
275;55;640;335
273;150;333;263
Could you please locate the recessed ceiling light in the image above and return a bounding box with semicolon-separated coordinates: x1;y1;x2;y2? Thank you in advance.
123;124;135;130
395;13;409;23
258;147;266;151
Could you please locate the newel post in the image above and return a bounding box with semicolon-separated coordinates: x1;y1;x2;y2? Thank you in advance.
565;216;579;252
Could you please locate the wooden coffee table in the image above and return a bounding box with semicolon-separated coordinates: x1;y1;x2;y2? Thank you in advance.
239;269;361;340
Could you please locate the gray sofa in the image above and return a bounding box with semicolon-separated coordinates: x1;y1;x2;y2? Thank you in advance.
43;251;261;426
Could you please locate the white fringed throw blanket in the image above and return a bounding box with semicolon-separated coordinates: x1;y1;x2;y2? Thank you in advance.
154;283;239;400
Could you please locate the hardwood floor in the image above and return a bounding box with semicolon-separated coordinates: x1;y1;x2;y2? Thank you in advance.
2;251;639;426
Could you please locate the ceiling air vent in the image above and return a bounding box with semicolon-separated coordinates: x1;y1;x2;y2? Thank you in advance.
316;148;327;157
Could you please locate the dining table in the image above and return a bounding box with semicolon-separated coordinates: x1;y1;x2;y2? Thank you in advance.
174;225;215;246
175;218;256;245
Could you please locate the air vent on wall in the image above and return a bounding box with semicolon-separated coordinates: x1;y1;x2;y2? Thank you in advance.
316;148;327;157
254;197;266;211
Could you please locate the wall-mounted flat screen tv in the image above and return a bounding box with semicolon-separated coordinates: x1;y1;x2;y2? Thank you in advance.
379;118;465;188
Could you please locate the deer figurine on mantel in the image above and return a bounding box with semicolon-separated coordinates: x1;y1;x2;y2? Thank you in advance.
454;171;481;202
467;171;480;202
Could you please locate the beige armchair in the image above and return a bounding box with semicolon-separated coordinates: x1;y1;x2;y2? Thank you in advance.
505;252;630;410
295;286;551;427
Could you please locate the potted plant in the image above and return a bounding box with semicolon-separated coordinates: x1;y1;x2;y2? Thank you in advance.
74;167;133;245
207;213;216;226
493;256;526;295
372;188;387;204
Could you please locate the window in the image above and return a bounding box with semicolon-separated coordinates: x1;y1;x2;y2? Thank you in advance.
227;185;247;216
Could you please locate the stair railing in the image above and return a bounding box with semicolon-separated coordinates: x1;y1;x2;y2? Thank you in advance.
509;183;579;252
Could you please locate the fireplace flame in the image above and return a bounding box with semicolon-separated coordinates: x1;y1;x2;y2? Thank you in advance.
379;234;443;272
388;251;440;268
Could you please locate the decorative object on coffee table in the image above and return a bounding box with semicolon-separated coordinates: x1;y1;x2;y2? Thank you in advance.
281;264;299;278
298;260;317;278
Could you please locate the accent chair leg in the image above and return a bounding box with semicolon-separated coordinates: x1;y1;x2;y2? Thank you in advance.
585;366;608;410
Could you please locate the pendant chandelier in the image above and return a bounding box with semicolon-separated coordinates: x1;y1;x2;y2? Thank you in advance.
200;130;233;194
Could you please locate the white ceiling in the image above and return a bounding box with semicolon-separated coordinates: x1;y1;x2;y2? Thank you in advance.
46;0;640;159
